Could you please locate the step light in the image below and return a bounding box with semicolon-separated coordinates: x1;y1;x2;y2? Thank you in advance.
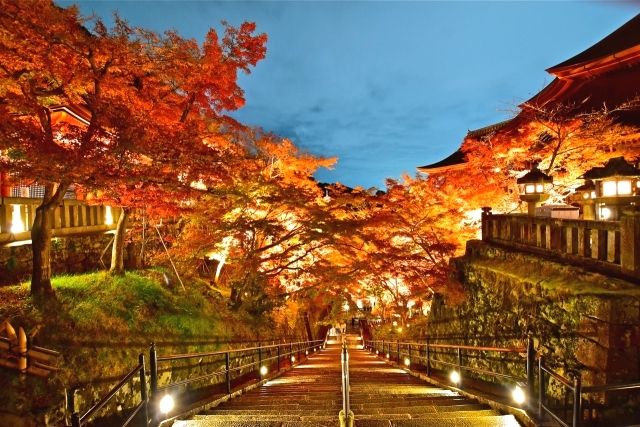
404;357;410;367
449;370;461;385
386;353;390;359
375;350;379;355
159;394;174;414
291;355;296;363
305;350;309;355
260;365;268;376
512;385;526;405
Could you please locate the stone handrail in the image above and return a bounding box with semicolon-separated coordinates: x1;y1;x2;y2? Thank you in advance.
481;208;640;281
0;197;119;244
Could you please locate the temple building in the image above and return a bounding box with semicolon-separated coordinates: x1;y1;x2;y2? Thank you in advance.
418;13;640;175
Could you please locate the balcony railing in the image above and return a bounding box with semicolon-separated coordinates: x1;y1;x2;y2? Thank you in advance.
0;197;119;245
481;207;640;281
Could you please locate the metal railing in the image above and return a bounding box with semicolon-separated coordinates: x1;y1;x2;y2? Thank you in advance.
70;354;148;427
68;339;323;427
339;339;352;426
538;356;640;427
364;338;533;395
366;337;640;427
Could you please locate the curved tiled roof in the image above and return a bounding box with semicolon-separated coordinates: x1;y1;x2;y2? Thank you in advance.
417;149;466;172
548;13;640;74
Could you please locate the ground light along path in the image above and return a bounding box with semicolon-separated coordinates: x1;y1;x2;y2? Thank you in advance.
173;333;521;427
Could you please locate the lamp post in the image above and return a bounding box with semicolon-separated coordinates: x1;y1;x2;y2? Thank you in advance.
581;157;640;221
516;166;553;216
575;180;597;220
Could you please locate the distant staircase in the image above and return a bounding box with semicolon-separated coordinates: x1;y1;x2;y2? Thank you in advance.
173;333;520;427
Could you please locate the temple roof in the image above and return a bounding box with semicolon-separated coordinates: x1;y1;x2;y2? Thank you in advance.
516;167;553;184
417;149;466;173
466;119;515;139
548;13;640;76
581;157;640;179
417;119;516;174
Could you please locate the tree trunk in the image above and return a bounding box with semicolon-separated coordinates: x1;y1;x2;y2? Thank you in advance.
110;208;128;276
31;183;68;297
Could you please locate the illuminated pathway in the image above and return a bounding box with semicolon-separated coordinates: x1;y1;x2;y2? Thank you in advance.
174;337;343;426
348;339;521;426
174;334;521;426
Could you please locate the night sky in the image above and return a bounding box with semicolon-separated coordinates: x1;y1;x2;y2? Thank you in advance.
65;1;638;189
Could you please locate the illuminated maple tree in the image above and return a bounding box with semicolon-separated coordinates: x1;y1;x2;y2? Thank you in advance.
0;1;266;295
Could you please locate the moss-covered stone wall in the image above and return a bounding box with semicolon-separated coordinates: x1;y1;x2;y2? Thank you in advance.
424;240;639;406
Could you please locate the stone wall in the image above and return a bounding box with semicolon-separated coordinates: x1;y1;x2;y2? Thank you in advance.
0;233;139;285
422;240;639;416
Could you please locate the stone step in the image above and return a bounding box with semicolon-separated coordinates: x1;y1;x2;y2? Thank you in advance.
353;403;490;415
201;409;336;416
190;414;337;422
354;409;499;420
174;421;336;427
390;414;521;427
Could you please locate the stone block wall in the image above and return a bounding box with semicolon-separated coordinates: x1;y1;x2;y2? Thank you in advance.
423;240;639;413
0;233;137;285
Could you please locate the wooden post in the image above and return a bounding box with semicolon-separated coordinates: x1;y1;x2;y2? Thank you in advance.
18;327;27;374
481;207;492;241
0;203;8;234
606;230;617;263
621;209;640;277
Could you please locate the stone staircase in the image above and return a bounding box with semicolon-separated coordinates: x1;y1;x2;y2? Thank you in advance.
172;334;521;427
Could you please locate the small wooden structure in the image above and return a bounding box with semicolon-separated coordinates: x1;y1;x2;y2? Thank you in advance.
0;320;60;377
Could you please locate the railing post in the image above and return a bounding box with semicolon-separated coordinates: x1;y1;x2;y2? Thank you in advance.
408;343;411;366
621;209;640;278
290;343;293;365
527;337;535;400
149;343;158;397
457;347;462;371
573;374;582;427
481;207;492;241
225;352;231;394
381;339;384;356
396;340;400;362
71;412;81;427
66;387;78;427
538;356;544;419
277;345;280;371
148;342;158;425
425;338;431;376
258;345;262;377
139;353;149;426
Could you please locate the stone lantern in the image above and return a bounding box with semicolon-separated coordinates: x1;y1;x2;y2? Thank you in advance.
581;157;640;221
517;166;553;216
575;179;597;220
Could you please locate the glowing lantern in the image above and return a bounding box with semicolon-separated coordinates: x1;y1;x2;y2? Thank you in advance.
581;157;640;221
10;205;25;233
104;206;114;226
575;180;596;220
517;166;553;216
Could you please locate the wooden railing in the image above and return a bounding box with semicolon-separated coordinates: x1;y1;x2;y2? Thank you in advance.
0;320;60;377
481;207;640;281
0;197;119;244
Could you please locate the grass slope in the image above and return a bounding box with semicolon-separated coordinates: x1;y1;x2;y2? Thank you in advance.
0;270;272;423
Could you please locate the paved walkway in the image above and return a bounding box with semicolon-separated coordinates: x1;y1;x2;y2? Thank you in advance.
174;334;521;427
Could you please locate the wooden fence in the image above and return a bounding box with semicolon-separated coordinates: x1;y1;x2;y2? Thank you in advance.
481;207;640;281
0;320;60;377
0;197;119;245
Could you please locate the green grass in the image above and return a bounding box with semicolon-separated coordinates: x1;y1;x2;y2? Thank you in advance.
0;270;263;346
0;270;272;422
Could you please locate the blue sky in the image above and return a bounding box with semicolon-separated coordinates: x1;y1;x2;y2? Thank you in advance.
67;1;638;189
